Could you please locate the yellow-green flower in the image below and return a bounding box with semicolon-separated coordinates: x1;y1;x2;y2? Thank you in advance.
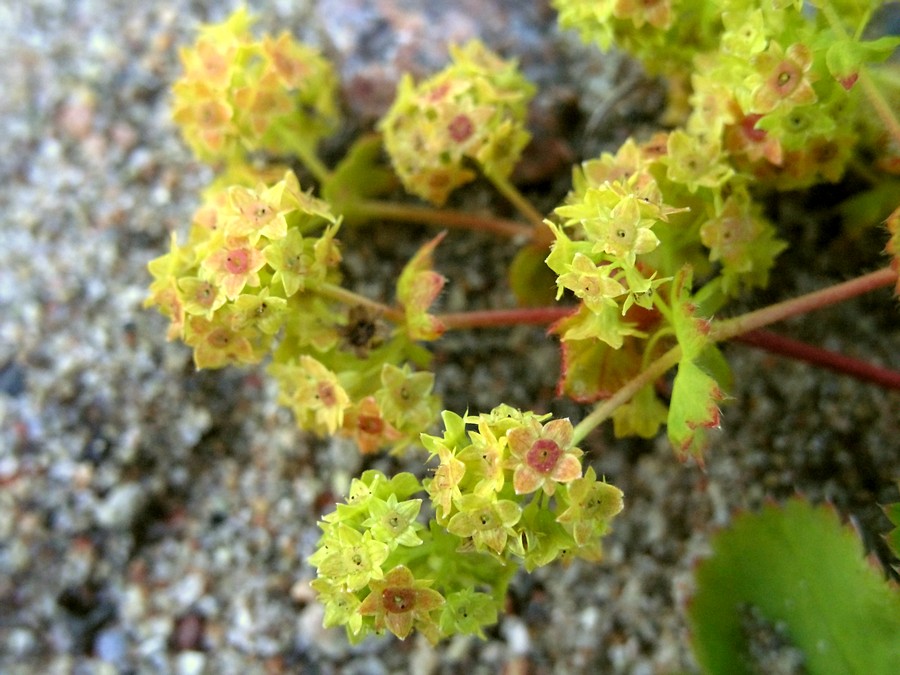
446;493;521;554
358;565;445;642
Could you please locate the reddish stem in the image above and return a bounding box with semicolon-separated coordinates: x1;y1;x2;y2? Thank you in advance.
438;306;573;330
734;329;900;391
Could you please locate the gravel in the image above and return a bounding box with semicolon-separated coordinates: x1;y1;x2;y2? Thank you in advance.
1;1;898;673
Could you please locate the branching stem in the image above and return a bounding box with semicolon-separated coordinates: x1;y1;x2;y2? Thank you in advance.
572;267;899;444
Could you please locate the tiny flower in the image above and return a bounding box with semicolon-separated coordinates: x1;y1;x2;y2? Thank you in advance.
425;442;466;522
555;188;661;265
700;195;763;268
342;396;403;454
440;588;498;639
613;0;673;30
184;314;257;369
556;467;624;545
315;524;390;591
225;184;288;241
171;79;237;160
276;355;351;435
751;42;817;114
309;578;363;634
178;276;227;318
375;363;440;433
263;228;310;297
261;32;314;89
665;129;733;192
457;419;506;495
358;565;445;642
230;288;287;335
557;252;627;311
506;418;583;496
362;494;424;549
446;493;522;554
201;240;267;300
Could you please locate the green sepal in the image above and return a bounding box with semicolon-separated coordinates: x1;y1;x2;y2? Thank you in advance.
612;383;668;439
690;498;900;675
825;36;900;90
396;233;447;341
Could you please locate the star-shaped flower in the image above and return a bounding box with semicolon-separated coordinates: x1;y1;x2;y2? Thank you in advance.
358;565;445;642
505;418;583;496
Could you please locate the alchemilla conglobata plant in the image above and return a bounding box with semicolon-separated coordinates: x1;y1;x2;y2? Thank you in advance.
147;2;900;645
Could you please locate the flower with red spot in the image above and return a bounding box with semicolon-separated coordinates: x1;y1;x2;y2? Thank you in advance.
343;396;402;454
202;240;266;300
506;418;583;495
752;42;817;114
358;565;444;642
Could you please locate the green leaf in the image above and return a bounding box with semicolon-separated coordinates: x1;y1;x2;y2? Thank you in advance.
555;330;646;403
321;133;397;209
509;244;558;307
667;266;724;461
885;490;900;566
396;233;447;340
612;383;668;438
690;498;900;675
826;36;900;90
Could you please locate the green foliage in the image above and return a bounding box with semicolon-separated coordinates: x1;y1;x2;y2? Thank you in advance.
148;2;900;646
689;498;900;675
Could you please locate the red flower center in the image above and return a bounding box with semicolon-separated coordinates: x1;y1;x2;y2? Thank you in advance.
382;587;416;614
771;61;800;96
224;248;251;275
358;415;384;435
526;438;562;474
740;114;766;143
317;382;337;407
448;114;474;143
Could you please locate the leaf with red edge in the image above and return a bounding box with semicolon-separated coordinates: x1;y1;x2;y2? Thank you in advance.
667;266;724;461
397;233;447;340
886;204;900;296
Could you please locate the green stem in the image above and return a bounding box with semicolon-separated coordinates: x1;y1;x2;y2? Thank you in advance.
572;267;898;444
859;67;900;148
293;141;333;184
348;200;533;240
709;267;897;342
572;346;681;446
484;170;547;230
311;280;404;323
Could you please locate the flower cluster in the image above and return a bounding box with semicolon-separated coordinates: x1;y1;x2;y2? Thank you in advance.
171;7;339;163
145;169;440;448
309;408;624;643
423;406;624;571
556;0;897;191
379;40;535;205
309;470;507;643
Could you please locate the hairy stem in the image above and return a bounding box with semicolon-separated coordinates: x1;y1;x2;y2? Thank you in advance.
438;306;573;330
710;268;897;342
311;281;404;323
